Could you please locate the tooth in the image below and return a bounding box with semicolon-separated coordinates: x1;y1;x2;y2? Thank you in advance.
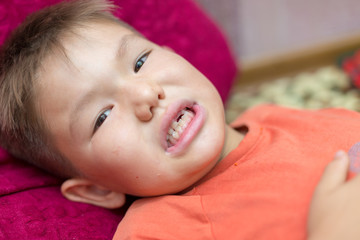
175;125;183;133
172;131;179;140
182;115;190;123
169;136;177;145
167;108;196;147
188;110;195;117
178;119;185;127
171;121;178;129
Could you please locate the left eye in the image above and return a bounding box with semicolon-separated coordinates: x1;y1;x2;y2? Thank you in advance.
93;109;111;133
134;51;151;73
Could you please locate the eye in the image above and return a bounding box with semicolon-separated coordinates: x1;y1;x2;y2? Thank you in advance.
94;109;111;133
134;51;151;73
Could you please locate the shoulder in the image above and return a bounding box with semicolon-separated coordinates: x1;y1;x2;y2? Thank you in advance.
113;196;215;240
231;104;360;126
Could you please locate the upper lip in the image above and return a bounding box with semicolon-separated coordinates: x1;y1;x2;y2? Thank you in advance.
160;99;196;150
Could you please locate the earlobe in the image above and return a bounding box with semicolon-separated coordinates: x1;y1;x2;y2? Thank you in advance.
61;178;126;209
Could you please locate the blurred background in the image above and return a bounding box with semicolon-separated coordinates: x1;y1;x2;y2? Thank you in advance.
196;0;360;63
196;0;360;122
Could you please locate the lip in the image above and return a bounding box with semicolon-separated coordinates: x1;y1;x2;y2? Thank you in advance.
160;100;206;156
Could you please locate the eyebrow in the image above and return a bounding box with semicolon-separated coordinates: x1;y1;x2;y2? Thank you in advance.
69;33;137;136
116;33;137;59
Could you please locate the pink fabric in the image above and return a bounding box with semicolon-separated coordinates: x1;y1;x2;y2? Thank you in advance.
0;0;237;239
0;149;125;239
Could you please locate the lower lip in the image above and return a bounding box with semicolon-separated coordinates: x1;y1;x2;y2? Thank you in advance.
165;104;206;156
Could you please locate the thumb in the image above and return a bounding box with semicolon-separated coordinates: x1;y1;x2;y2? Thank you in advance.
315;150;350;194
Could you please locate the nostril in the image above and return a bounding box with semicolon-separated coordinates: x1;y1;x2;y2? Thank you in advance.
158;91;165;100
155;85;165;100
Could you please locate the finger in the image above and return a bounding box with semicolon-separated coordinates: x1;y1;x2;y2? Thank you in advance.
315;150;350;194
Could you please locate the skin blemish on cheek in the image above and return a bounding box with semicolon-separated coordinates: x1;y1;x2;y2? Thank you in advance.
136;176;139;179
112;147;120;154
111;145;124;156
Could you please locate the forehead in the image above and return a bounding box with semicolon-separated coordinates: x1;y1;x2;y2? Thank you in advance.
39;20;136;80
63;21;134;58
35;21;135;123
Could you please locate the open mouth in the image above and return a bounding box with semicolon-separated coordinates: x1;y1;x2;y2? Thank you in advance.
166;107;195;147
161;101;206;155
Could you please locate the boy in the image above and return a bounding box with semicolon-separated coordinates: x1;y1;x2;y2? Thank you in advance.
1;0;360;239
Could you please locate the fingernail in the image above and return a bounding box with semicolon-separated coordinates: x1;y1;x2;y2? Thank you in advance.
335;150;346;160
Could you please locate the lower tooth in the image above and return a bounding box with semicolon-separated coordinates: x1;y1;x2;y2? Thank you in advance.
168;136;177;145
172;132;179;140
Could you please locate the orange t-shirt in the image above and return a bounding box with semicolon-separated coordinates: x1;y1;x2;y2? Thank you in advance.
113;105;360;240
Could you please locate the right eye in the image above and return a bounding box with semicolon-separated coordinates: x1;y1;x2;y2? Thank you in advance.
94;109;111;133
134;51;151;73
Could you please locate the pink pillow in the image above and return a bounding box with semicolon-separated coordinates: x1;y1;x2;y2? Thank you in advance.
0;0;237;239
0;150;125;239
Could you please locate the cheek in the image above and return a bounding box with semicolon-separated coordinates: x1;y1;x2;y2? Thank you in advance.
92;129;130;161
93;130;164;179
91;122;153;174
196;106;226;165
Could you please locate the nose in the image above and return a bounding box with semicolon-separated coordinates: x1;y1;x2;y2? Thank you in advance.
126;80;165;121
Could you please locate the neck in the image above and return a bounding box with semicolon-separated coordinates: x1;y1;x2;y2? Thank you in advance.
219;124;246;162
178;124;247;195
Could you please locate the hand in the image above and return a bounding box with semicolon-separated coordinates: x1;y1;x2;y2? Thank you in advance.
308;151;360;240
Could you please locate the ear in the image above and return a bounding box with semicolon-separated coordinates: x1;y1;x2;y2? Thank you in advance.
61;178;126;209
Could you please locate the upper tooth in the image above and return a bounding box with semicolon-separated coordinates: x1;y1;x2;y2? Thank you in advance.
178;119;185;127
183;115;190;123
175;125;183;132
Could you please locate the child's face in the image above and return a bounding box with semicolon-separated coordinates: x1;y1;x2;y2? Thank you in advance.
37;21;226;197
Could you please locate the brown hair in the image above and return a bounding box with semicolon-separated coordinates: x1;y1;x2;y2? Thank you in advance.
0;0;129;178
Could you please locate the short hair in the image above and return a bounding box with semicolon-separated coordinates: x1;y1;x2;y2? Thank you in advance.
0;0;129;178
